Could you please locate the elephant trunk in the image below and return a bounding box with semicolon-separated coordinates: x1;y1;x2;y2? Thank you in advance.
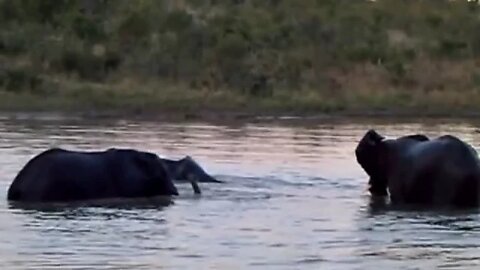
190;178;201;195
186;172;201;194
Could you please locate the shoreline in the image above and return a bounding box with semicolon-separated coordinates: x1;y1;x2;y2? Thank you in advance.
2;107;480;123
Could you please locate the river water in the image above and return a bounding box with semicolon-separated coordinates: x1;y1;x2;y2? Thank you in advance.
0;115;480;269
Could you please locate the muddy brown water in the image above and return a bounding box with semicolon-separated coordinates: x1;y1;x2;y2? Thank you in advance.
0;114;479;269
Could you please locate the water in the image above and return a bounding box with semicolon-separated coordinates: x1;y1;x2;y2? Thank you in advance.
0;115;480;269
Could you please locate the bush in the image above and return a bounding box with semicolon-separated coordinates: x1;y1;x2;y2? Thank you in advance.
0;66;43;93
2;0;480;95
50;45;121;82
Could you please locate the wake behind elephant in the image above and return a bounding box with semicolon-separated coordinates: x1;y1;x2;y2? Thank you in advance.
7;148;218;202
355;129;480;208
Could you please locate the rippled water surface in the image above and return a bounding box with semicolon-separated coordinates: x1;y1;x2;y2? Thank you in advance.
1;115;480;269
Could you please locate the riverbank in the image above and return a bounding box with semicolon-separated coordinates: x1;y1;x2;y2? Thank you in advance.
2;83;480;123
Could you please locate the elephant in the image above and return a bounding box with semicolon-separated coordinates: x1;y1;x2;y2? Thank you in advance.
162;156;222;183
7;148;217;202
355;129;480;207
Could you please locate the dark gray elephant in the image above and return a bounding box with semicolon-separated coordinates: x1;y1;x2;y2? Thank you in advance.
162;156;221;183
7;148;217;202
355;129;480;207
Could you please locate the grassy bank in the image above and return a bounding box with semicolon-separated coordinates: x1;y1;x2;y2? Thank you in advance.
2;0;480;117
3;76;480;119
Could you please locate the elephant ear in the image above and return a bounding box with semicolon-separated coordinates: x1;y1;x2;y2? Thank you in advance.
365;129;385;145
355;129;388;196
135;152;170;180
355;129;384;173
133;152;178;195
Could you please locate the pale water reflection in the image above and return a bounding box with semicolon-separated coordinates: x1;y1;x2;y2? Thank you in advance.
0;115;479;269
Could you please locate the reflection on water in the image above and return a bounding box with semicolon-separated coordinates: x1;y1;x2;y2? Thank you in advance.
0;115;480;269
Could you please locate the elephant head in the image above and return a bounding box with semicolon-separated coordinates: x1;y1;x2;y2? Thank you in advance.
160;155;219;195
175;156;219;184
355;129;389;196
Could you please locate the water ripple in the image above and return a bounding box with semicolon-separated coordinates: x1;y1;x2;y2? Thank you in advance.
0;116;479;269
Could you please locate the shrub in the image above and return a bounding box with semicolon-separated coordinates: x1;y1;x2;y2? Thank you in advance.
0;66;43;93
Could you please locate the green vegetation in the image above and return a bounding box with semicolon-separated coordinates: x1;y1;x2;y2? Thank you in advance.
2;0;480;116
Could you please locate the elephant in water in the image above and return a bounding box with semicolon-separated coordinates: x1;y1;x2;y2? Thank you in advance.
162;156;221;183
355;129;480;208
7;148;218;202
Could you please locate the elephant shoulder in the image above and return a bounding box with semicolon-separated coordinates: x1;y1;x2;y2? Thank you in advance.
27;148;69;164
437;134;463;143
436;135;479;158
106;148;153;157
40;147;68;156
403;134;429;142
11;148;68;186
393;134;429;150
436;135;472;149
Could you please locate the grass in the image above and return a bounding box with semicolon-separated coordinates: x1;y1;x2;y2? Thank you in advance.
2;73;480;119
3;1;480;119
